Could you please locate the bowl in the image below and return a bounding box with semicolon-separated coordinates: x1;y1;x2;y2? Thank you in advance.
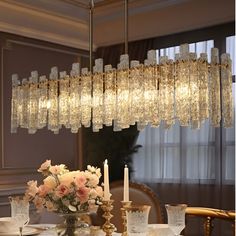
0;217;18;233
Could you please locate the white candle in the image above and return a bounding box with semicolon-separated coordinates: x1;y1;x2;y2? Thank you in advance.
123;164;129;202
104;159;110;200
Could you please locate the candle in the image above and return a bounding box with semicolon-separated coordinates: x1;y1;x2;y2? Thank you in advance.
104;159;110;201
123;164;129;202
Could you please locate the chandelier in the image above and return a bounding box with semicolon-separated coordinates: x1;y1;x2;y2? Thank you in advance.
10;1;233;134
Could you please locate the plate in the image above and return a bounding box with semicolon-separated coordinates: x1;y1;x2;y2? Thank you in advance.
28;224;56;230
0;226;42;236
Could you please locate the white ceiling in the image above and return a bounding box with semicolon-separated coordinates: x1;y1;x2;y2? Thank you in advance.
0;0;234;50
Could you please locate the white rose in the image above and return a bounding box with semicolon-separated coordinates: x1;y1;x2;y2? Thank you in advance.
87;174;99;187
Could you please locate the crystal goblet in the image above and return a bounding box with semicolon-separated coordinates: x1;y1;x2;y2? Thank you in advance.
9;196;30;236
126;205;151;236
165;204;187;236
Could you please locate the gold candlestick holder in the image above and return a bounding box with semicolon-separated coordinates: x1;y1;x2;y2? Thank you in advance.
101;199;117;236
121;201;132;236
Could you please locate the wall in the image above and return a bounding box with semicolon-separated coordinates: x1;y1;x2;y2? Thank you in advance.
0;32;88;217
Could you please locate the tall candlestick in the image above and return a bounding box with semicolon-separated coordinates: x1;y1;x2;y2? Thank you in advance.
104;159;110;200
123;164;129;202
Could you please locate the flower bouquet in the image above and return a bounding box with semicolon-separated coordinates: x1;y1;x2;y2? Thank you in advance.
25;160;103;235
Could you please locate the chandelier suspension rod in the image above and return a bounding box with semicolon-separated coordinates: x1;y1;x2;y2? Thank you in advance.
124;0;128;54
89;0;94;72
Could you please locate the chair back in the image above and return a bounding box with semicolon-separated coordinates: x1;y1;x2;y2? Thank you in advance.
186;207;235;236
110;181;163;232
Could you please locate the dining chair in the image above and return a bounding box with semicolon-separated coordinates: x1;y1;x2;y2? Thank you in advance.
107;180;164;232
185;207;235;236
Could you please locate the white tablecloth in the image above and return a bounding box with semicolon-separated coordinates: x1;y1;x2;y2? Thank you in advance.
28;224;173;236
0;224;173;236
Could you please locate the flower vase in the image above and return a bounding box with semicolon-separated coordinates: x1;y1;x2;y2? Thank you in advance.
57;213;90;236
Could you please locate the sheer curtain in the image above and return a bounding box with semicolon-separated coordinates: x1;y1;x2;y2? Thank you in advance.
132;40;235;185
132;121;221;184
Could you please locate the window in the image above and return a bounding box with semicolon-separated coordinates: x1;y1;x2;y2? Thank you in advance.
132;39;235;185
157;40;214;62
224;35;235;183
226;36;235;76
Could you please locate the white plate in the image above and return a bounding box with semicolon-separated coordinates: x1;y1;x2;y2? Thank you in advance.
28;224;56;230
0;226;42;236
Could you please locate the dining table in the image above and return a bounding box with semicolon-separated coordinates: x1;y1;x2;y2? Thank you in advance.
4;224;173;236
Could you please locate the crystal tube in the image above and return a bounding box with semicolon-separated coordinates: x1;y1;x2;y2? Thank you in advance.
189;53;200;129
159;56;175;129
221;53;233;127
11;74;19;133
104;65;116;126
48;67;60;134
38;75;48;129
69;63;81;133
175;44;190;126
20;78;29;129
143;50;159;127
28;71;38;134
59;71;70;128
92;59;104;132
209;48;221;127
130;60;142;125
115;54;130;130
81;68;91;128
198;53;209;123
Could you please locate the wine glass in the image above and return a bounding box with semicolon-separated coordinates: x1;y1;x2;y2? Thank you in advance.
165;204;187;236
9;196;30;236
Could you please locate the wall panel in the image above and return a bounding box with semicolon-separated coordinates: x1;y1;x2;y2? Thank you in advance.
0;32;87;216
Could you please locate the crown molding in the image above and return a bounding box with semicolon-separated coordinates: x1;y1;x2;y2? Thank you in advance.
95;16;234;47
1;0;88;28
0;22;93;50
0;0;234;49
0;0;94;50
94;0;191;23
94;0;235;47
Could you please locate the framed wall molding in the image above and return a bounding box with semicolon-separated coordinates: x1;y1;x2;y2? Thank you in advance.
0;32;88;189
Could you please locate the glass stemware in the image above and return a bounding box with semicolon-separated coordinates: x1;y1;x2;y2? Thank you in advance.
126;205;151;236
9;196;30;236
165;204;187;236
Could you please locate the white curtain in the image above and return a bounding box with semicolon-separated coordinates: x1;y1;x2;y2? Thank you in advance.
132;113;235;185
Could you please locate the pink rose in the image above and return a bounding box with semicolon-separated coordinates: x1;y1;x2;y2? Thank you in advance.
55;184;70;198
76;187;89;203
38;185;50;197
38;160;51;173
26;180;38;198
33;196;45;211
75;174;86;188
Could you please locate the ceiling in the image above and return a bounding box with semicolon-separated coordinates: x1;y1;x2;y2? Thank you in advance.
0;0;234;50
